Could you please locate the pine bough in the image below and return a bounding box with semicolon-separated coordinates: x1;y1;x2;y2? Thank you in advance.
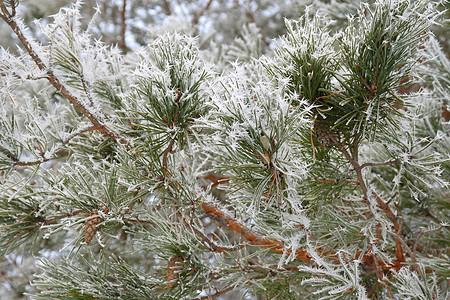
0;0;448;299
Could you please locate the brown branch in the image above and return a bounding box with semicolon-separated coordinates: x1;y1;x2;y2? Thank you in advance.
201;202;311;262
388;231;413;260
0;2;130;148
355;64;376;94
181;213;245;252
333;140;369;201
247;142;269;165
121;187;142;217
162;139;175;177
192;0;213;26
341;198;368;220
422;207;442;224
122;217;153;225
372;192;405;264
162;0;171;15
0;0;15;18
201;174;229;188
314;90;344;102
9;0;15;17
1;71;50;81
119;0;127;51
332;136;406;267
310;127;316;162
316;178;359;185
6;224;41;244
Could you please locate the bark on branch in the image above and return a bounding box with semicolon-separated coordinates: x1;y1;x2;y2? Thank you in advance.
201;202;311;262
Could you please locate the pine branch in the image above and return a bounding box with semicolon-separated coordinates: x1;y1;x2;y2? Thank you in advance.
332;138;370;201
5;126;97;166
6;210;84;245
0;1;130;148
316;178;359;185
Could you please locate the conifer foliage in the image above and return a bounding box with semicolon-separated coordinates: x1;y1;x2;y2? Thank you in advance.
0;0;448;299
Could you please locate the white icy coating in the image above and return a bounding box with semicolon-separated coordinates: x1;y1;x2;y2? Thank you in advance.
0;0;448;299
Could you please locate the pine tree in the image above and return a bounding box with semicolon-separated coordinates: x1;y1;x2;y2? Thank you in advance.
0;0;448;299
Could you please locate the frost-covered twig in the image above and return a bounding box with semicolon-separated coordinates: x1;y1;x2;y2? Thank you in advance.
79;73;94;107
332;134;407;266
5;126;97;166
6;209;84;245
0;1;130;148
412;224;446;263
372;192;405;264
162;139;175;177
181;213;245;252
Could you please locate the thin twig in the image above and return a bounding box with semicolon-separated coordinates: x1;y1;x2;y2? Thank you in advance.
200;174;229;188
412;225;445;262
341;198;368;220
192;285;234;300
422;207;442;224
79;73;94;106
247;142;269;165
373;192;405;264
355;64;376;94
181;213;245;252
316;178;359;184
381;279;396;300
162;139;175;177
162;0;171;15
388;231;414;260
314;90;344;102
119;0;127;51
192;0;213;25
0;71;50;81
6;209;84;245
332;138;369;200
6;126;97;166
361;159;400;169
310;127;316;163
8;0;14;17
